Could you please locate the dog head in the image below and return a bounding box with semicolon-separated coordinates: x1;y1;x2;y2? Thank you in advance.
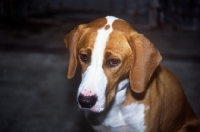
64;16;162;112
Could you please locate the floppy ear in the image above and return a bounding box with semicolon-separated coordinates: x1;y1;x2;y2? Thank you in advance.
64;25;85;79
129;33;162;93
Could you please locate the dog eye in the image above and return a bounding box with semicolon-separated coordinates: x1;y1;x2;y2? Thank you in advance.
80;54;89;63
107;59;121;67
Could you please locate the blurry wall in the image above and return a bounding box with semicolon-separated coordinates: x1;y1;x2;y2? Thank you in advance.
0;0;199;30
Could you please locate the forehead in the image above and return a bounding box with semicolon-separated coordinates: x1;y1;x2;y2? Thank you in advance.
78;17;133;53
106;31;129;50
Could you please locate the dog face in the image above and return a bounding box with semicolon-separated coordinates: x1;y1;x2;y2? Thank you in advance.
64;16;162;112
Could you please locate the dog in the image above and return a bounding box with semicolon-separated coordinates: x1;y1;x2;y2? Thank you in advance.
64;16;200;132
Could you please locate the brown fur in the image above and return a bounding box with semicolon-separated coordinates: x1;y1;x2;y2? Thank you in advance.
64;17;200;132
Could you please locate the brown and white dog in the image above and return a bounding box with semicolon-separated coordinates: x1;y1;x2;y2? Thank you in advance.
64;16;200;132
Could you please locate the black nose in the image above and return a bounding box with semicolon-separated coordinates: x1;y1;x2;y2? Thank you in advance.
78;94;97;108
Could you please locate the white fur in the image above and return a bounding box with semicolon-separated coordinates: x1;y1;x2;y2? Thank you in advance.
102;79;129;127
105;80;146;132
77;16;118;112
87;79;146;132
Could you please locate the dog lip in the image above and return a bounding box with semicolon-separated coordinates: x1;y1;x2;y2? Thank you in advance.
78;94;97;109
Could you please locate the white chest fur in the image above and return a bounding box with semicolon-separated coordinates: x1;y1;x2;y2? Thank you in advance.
85;79;146;132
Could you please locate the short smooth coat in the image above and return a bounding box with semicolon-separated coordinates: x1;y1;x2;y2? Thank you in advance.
64;16;200;132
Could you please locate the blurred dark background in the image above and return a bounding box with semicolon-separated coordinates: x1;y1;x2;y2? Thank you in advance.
0;0;200;132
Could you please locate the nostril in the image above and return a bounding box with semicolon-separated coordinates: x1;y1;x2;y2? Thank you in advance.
78;94;97;108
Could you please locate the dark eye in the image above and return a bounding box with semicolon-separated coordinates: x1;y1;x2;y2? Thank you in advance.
107;59;121;67
80;54;89;63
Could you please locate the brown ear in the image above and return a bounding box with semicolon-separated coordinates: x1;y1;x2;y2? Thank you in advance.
129;33;162;93
64;25;85;79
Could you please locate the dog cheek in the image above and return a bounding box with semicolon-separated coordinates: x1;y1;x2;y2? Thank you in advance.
80;65;88;75
104;82;118;108
105;89;116;109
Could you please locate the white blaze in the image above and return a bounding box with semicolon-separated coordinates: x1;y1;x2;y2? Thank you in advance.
78;16;118;112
